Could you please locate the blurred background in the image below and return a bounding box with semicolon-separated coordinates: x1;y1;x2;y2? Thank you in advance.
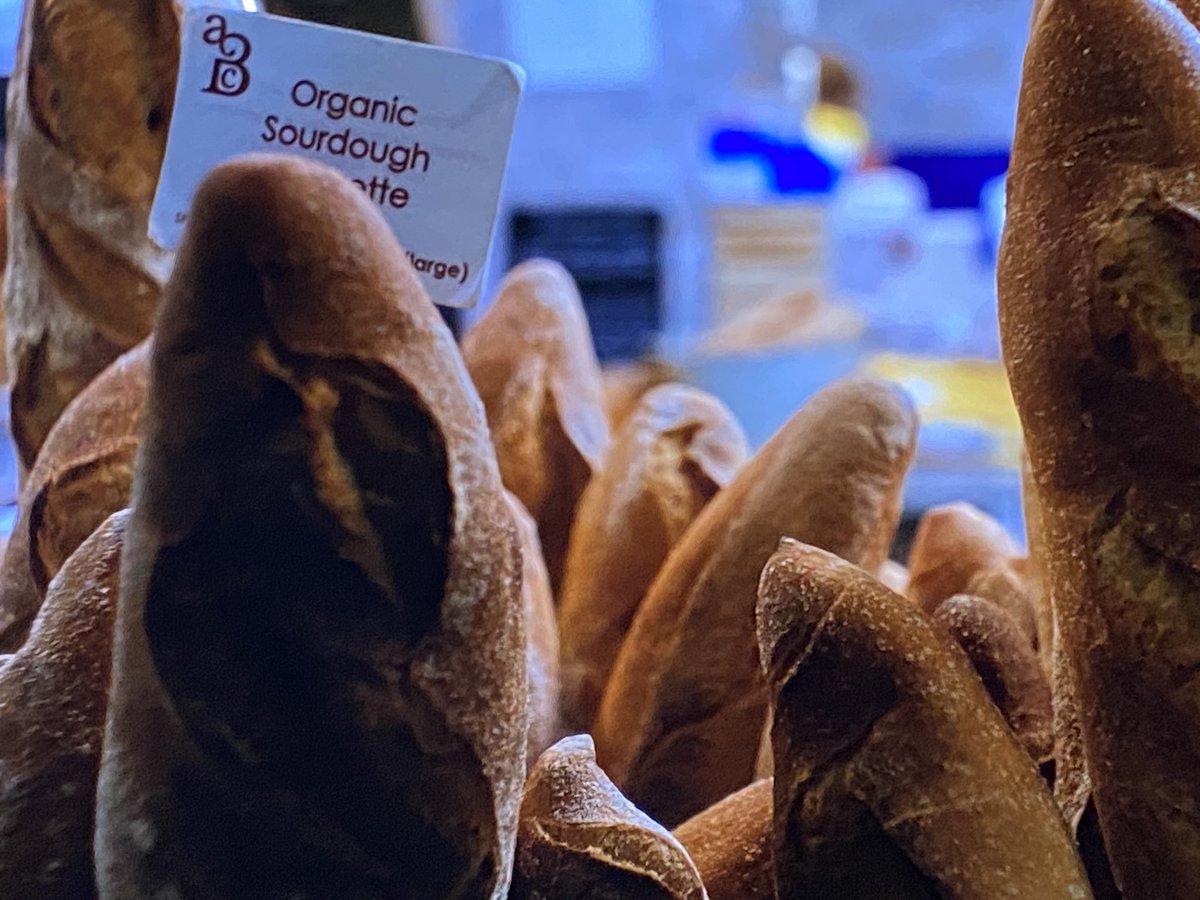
0;0;1033;547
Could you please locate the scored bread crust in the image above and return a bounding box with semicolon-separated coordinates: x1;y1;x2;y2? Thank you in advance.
758;541;1091;900
557;383;748;733
0;510;126;899
0;341;147;652
462;259;610;595
5;0;177;468
593;378;917;827
1000;0;1200;894
673;778;774;900
93;156;526;900
511;735;707;900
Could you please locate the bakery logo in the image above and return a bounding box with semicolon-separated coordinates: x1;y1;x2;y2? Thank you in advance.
202;15;252;98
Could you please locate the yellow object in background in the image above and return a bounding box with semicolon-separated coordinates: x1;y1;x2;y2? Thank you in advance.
805;103;869;169
862;353;1023;469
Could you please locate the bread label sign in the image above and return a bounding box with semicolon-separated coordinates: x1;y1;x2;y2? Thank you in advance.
151;6;525;307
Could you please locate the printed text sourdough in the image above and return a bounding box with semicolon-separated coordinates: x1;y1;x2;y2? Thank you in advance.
260;79;431;209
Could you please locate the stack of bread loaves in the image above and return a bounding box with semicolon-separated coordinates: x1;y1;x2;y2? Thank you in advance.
0;0;1196;897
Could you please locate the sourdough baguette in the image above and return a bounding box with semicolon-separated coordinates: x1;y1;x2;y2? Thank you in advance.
0;511;125;899
601;360;678;431
5;0;177;468
962;566;1039;648
594;378;917;826
462;259;610;594
511;735;707;900
674;778;774;900
558;383;747;731
94;156;526;900
507;491;561;767
905;502;1021;607
1000;0;1200;894
0;341;146;651
759;541;1091;899
932;594;1053;763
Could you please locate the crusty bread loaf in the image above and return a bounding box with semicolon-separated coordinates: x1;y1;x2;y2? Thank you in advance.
1000;0;1200;894
462;260;610;595
5;0;177;468
93;156;526;900
758;540;1091;899
594;378;917;826
0;510;126;899
674;778;774;900
507;491;561;767
0;341;146;651
932;594;1053;763
558;383;747;732
511;735;707;900
905;502;1020;605
601;360;678;432
962;566;1039;649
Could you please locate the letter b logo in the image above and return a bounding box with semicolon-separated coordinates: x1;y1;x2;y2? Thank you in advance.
202;15;251;98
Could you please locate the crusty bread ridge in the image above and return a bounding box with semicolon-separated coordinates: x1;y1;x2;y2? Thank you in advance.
758;540;1091;899
594;377;917;826
558;383;747;732
1000;0;1200;894
94;156;527;900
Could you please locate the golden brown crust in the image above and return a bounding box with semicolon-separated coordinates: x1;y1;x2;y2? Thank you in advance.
905;502;1021;608
462;259;610;594
507;491;561;768
558;383;747;732
1000;0;1200;894
674;778;774;900
932;594;1053;763
5;0;177;468
601;360;679;432
93;156;526;900
594;378;917;827
0;341;147;651
0;510;126;899
758;541;1091;900
511;735;707;900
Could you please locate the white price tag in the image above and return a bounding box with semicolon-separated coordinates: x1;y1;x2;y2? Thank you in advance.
152;6;525;307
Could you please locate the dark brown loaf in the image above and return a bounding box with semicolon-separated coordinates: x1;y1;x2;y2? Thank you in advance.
674;778;774;900
1000;0;1200;895
0;510;126;899
507;491;561;767
5;0;177;468
462;259;610;595
758;540;1091;900
93;156;526;900
594;378;917;826
558;383;747;732
510;735;707;900
932;594;1053;763
0;341;147;652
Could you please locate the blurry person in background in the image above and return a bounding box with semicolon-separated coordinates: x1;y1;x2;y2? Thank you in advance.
805;53;872;171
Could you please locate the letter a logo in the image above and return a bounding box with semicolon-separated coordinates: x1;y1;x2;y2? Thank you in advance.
202;15;252;98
